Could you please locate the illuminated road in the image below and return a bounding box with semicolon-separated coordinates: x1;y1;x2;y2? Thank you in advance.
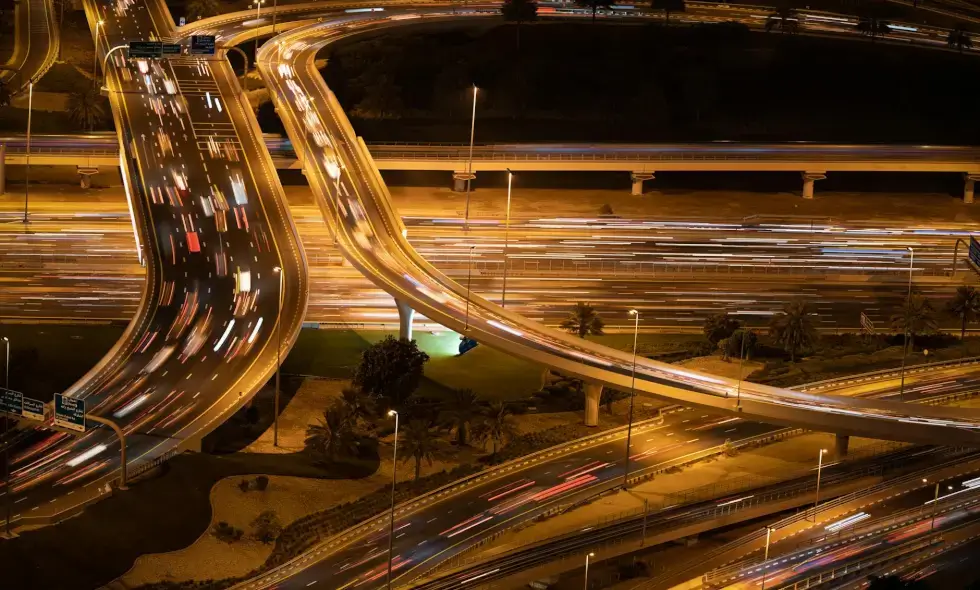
0;0;306;529
0;0;58;94
0;192;974;333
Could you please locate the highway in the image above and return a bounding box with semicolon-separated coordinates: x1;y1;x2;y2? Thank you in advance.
0;0;307;529
0;0;58;94
232;360;980;590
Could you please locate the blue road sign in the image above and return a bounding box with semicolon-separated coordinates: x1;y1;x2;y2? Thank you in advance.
190;35;216;56
54;394;85;432
129;41;163;59
162;44;182;56
22;397;45;422
970;237;980;269
0;388;23;416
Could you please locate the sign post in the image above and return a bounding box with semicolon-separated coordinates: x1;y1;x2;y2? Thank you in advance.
54;394;85;432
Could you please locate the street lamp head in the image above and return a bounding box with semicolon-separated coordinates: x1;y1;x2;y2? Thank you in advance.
1;337;7;342
588;552;595;557
402;228;408;238
907;246;914;252
923;478;928;483
387;409;397;417
273;266;281;273
98;19;104;25
820;449;828;454
629;309;638;316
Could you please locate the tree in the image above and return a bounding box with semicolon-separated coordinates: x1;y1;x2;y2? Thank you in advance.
186;0;221;20
400;419;438;480
947;285;980;338
891;294;937;351
0;83;11;108
947;28;974;53
340;387;375;426
67;84;106;132
353;335;429;407
250;510;282;544
473;402;519;458
651;0;685;24
765;6;799;34
866;575;930;590
442;388;479;445
501;0;537;51
769;300;818;362
560;302;605;338
726;329;758;362
575;0;613;23
304;404;358;463
703;313;741;345
857;16;890;41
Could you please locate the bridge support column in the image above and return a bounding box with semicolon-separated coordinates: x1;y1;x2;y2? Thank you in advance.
452;171;475;193
835;434;850;458
540;367;552;390
630;172;654;196
395;298;415;342
584;382;602;427
801;171;826;199
78;166;99;189
964;174;980;204
0;143;5;195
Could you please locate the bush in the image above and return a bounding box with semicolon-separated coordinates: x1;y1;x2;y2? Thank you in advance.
238;478;251;493
599;203;614;216
212;521;244;544
251;510;283;544
254;475;269;491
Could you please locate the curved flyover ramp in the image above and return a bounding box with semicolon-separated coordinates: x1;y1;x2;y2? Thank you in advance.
257;7;980;446
0;0;307;528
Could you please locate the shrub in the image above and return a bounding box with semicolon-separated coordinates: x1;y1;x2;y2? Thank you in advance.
251;510;283;544
212;521;244;544
254;475;269;491
238;478;251;493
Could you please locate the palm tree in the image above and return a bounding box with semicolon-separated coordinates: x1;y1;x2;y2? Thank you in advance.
67;84;106;132
501;0;537;52
442;388;479;445
400;420;438;480
892;294;937;351
947;285;980;338
947;28;974;53
561;302;605;339
186;0;221;21
768;300;818;362
651;0;685;24
575;0;613;24
473;403;519;458
304;405;358;463
339;387;374;426
703;312;741;344
857;16;890;42
765;6;799;34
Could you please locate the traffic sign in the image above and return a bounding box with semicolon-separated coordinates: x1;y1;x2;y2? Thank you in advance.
22;397;45;422
54;394;85;432
970;237;980;269
179;16;186;26
162;44;183;56
190;35;216;56
129;41;163;59
0;388;22;416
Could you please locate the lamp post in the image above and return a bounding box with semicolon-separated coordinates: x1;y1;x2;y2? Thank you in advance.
760;526;775;590
584;552;595;590
271;0;278;34
899;246;914;401
273;266;282;447
93;20;105;77
812;448;828;522
24;81;32;224
501;168;513;308
622;309;639;489
464;245;475;332
2;336;9;536
464;84;477;232
736;330;746;408
2;336;8;389
386;409;399;590
251;0;266;73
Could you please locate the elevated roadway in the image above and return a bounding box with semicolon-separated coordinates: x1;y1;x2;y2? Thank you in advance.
261;7;980;451
0;0;58;95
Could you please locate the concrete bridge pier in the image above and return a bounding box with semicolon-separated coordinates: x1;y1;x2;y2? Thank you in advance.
630;172;654;195
801;171;826;199
452;171;475;193
835;434;850;458
964;174;980;204
584;382;603;426
395;299;415;342
78;166;99;189
540;367;552;390
0;144;5;194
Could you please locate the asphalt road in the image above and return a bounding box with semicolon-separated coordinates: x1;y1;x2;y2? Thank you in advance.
0;0;57;94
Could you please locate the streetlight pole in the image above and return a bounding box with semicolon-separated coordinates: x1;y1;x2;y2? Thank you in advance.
2;337;8;389
736;330;746;408
501;168;513;308
252;0;265;73
584;552;595;590
386;409;399;590
2;336;9;536
464;84;477;232
93;20;104;77
273;266;282;447
622;309;639;489
24;81;32;224
271;0;278;34
899;246;914;401
812;448;827;522
464;245;474;332
760;526;774;590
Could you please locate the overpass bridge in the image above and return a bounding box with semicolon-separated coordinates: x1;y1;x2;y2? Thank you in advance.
2;134;980;200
